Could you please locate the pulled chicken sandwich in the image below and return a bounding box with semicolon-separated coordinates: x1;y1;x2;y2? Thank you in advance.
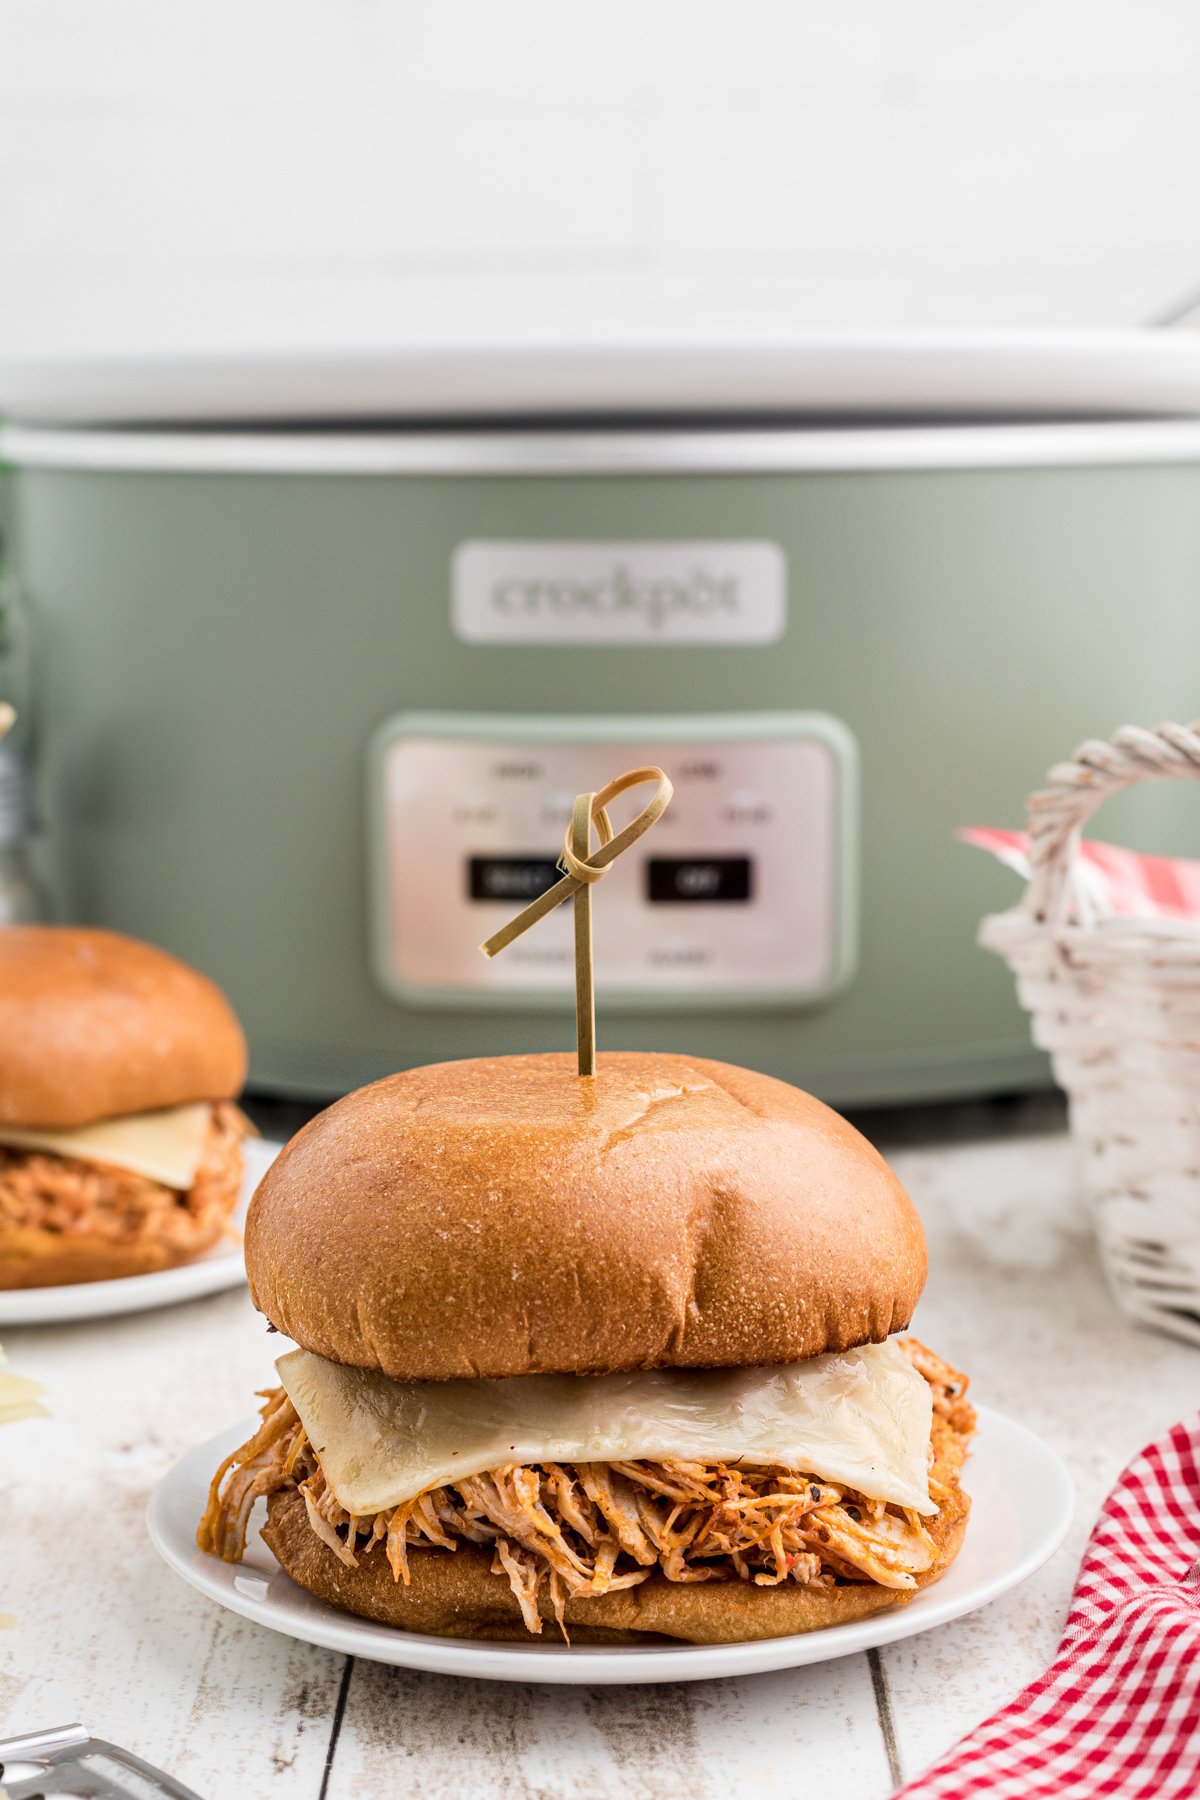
199;1052;975;1644
0;926;249;1287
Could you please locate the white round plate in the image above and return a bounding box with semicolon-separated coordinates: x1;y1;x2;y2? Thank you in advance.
0;1136;282;1325
149;1404;1072;1685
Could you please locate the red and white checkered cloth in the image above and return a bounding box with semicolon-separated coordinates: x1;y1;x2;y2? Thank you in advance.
960;827;1200;922
895;1416;1200;1798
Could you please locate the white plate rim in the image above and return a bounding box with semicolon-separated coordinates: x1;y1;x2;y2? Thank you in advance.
148;1403;1074;1685
0;1136;283;1325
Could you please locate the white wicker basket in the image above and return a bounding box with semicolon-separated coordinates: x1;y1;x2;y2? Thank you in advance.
981;720;1200;1347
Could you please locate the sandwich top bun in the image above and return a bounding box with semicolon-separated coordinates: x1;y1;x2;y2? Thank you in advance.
0;925;247;1127
247;1052;926;1382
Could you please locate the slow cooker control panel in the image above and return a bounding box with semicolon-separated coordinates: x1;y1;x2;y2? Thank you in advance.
369;714;857;1008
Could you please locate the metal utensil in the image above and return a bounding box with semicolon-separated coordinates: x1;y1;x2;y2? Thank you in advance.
0;1723;205;1799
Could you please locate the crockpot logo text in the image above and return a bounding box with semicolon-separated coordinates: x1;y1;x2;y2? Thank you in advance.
453;541;786;646
491;562;741;633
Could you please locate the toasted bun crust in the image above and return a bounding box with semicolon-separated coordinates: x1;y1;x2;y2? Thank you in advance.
262;1481;969;1645
247;1052;927;1380
0;926;247;1127
0;1215;228;1289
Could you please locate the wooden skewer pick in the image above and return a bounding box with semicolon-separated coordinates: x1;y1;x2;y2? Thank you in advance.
481;765;673;1077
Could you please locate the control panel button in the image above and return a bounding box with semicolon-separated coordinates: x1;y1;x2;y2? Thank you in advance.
646;856;753;904
468;856;561;903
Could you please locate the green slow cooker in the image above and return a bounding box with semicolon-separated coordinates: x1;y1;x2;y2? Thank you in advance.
3;336;1199;1103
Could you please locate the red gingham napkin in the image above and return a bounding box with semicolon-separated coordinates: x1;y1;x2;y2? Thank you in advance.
895;1417;1200;1798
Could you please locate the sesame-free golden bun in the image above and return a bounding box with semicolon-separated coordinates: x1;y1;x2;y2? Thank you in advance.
246;1052;927;1381
0;925;247;1128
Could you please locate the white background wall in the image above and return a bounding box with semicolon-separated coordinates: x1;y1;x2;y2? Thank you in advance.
2;1;1200;361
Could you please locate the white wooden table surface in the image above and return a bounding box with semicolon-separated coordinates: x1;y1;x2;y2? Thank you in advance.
3;1098;1198;1799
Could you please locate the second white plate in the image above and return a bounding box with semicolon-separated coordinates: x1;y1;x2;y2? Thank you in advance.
149;1404;1073;1685
0;1135;282;1324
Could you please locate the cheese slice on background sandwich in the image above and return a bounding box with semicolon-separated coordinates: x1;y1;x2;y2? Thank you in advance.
200;1052;975;1644
0;1102;217;1192
0;925;249;1288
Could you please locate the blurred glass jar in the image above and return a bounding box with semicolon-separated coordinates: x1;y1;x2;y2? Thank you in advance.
0;510;34;735
0;736;51;923
0;494;49;921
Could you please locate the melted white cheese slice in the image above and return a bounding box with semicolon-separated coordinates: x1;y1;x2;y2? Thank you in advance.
0;1101;213;1191
0;1348;47;1426
278;1337;934;1518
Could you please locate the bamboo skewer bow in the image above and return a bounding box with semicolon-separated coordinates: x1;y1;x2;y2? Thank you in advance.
480;766;673;1077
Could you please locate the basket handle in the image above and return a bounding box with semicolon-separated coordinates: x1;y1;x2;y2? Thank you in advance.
1023;719;1200;924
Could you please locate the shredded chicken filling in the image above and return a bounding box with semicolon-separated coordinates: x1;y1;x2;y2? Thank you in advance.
200;1338;974;1636
0;1103;246;1248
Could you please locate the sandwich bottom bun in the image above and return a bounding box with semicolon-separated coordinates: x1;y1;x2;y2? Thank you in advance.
262;1478;971;1647
0;1212;231;1290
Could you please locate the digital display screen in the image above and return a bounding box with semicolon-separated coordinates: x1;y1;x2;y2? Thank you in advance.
646;856;753;904
468;856;561;903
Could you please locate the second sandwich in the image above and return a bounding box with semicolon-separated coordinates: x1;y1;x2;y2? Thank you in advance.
0;926;249;1288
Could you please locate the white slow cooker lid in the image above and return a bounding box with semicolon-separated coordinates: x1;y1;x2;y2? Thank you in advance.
3;331;1200;427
